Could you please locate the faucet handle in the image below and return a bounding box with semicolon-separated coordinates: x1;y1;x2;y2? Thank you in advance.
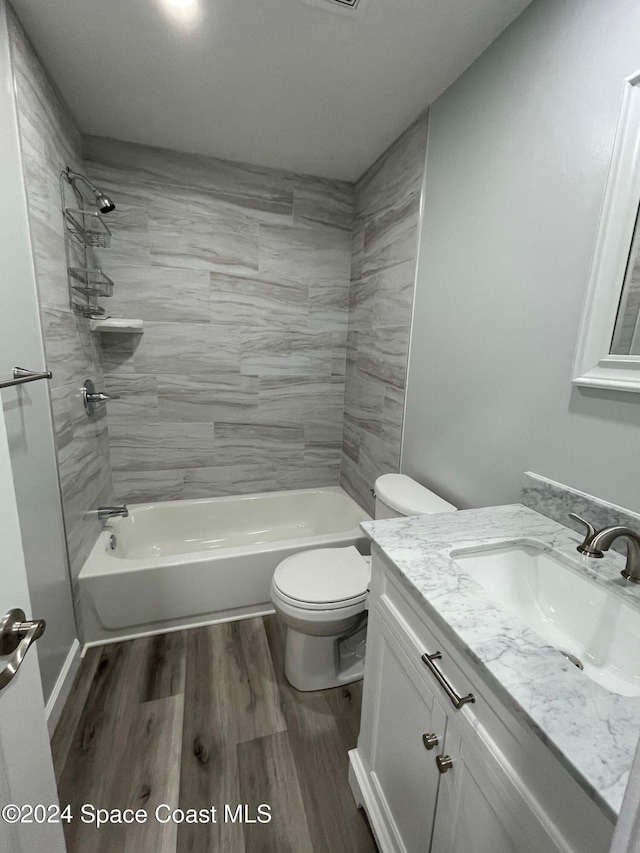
568;513;604;557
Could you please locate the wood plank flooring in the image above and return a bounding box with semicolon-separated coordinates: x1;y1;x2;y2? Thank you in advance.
52;616;377;853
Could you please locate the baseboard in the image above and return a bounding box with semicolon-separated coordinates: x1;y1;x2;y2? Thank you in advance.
45;639;81;735
348;749;397;853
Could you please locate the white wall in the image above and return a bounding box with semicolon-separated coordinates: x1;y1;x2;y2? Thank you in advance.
402;0;640;513
0;0;77;702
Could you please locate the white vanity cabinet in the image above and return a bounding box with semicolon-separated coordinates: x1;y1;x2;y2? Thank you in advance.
349;547;615;853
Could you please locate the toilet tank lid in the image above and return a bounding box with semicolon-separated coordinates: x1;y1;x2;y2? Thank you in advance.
374;474;457;516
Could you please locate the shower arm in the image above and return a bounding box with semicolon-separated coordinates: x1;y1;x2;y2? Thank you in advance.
61;168;115;214
64;168;100;200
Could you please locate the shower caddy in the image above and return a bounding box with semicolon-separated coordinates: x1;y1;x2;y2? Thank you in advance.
60;169;114;317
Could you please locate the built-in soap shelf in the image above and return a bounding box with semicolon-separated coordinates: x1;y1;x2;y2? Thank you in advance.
89;318;144;334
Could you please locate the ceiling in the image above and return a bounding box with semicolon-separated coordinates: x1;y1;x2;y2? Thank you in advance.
12;0;532;181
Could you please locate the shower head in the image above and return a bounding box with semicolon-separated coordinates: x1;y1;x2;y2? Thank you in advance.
94;193;116;214
64;168;116;214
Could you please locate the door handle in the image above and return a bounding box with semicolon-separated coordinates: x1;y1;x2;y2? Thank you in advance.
0;608;46;692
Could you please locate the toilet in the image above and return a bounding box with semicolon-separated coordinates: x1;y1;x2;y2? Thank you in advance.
270;474;457;691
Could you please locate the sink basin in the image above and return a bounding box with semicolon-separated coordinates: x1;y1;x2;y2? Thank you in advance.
452;541;640;696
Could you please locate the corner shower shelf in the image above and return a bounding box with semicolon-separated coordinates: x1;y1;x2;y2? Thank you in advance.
64;208;112;248
89;318;144;334
69;267;114;298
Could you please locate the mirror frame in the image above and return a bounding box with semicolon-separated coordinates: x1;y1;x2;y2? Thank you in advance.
573;69;640;393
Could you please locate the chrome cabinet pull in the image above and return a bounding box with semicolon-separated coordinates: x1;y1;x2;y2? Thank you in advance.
436;754;454;773
422;733;439;750
421;651;475;710
0;609;46;692
0;367;52;390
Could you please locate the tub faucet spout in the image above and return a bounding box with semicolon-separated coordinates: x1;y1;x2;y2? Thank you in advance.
97;505;129;520
589;526;640;583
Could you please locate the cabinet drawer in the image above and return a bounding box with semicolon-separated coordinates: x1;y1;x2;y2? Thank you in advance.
377;581;481;727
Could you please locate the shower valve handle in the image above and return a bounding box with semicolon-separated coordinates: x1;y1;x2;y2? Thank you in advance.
85;391;119;403
82;379;119;415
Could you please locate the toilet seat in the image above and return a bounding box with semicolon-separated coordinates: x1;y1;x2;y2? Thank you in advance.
272;546;370;610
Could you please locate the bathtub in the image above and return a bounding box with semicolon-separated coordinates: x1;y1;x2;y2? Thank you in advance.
78;486;370;644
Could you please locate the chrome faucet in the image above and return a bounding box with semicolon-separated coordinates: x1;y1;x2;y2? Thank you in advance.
97;505;129;520
589;527;640;583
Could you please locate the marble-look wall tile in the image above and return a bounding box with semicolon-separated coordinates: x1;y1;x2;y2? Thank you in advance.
293;176;354;231
134;322;241;375
183;465;279;499
357;326;411;388
84;134;296;217
112;469;185;504
258;377;344;425
370;259;416;330
308;279;349;332
110;422;216;472
210;273;308;329
106;265;211;323
343;365;385;436
93;205;151;267
9;10;114;587
362;194;421;276
86;136;354;500
347;276;375;332
340;112;429;512
278;454;341;490
28;217;69;312
157;374;259;423
240;330;333;377
100;335;137;374
259;222;351;282
149;209;259;276
356;111;429;220
521;472;640;556
103;374;159;421
214;423;305;468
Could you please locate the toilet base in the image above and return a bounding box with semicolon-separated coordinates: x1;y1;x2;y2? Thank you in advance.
284;621;367;692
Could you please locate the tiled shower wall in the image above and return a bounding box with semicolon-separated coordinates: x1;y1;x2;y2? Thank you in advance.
8;10;113;581
84;136;353;502
340;114;429;514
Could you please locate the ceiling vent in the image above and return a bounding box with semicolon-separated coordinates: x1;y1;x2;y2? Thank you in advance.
299;0;368;18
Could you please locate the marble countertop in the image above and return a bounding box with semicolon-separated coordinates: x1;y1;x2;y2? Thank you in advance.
362;503;640;820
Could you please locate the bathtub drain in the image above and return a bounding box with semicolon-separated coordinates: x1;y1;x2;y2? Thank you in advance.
559;650;583;670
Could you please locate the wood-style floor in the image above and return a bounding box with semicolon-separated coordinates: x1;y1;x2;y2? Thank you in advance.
51;615;378;852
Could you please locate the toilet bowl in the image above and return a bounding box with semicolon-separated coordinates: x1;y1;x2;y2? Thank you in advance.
271;474;457;692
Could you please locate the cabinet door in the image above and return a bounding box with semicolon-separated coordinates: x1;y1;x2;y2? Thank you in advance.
431;722;564;853
370;614;447;853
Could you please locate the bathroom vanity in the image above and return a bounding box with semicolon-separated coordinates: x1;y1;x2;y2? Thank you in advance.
349;505;640;853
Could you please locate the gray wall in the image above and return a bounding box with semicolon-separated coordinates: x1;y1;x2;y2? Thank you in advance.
8;9;114;593
341;114;428;514
2;5;78;700
402;0;640;514
84;136;353;502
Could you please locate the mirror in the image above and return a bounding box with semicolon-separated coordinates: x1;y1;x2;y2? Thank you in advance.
573;69;640;392
611;202;640;355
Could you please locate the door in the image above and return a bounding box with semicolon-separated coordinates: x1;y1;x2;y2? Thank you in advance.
0;405;66;853
0;0;77;703
369;610;447;853
430;717;563;853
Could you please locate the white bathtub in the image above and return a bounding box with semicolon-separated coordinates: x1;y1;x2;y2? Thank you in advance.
78;486;370;644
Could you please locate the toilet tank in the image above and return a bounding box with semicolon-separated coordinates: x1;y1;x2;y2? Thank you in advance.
374;474;457;519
